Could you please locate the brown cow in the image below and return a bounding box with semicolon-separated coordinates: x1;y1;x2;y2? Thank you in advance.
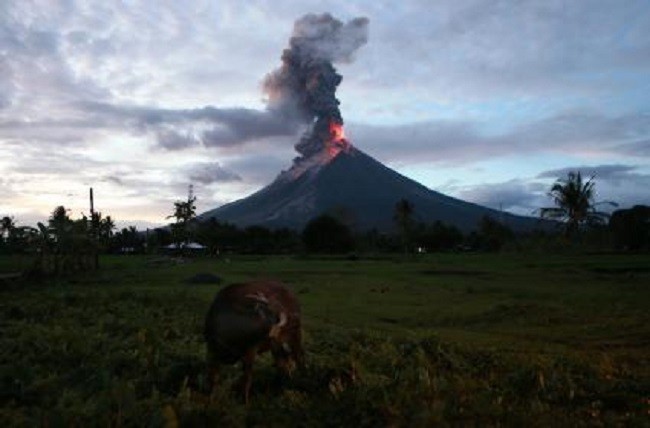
204;280;304;403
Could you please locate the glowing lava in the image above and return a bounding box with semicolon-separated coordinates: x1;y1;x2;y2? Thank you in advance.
327;121;350;158
330;121;345;141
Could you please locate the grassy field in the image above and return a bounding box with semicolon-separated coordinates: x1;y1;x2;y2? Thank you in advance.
1;253;649;426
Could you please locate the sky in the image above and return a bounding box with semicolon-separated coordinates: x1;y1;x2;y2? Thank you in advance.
2;0;649;229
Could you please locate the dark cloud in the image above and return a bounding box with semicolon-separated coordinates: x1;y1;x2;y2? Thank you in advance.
75;101;302;149
517;112;650;147
536;164;650;208
199;109;298;148
537;165;637;181
224;154;290;184
455;164;650;217
348;111;650;166
186;162;242;185
103;176;124;186
456;180;547;214
348;120;481;164
156;129;200;151
614;139;650;157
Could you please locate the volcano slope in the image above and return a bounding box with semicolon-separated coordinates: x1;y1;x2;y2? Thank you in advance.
200;147;544;233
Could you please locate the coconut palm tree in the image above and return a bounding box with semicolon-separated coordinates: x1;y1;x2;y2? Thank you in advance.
168;189;197;254
540;171;616;237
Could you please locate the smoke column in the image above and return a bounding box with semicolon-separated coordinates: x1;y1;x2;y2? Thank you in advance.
263;13;369;161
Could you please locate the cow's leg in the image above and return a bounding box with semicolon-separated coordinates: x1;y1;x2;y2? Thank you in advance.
272;343;292;375
241;348;257;404
290;327;306;370
206;351;220;396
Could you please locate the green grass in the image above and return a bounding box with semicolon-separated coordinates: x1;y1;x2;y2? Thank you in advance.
1;253;649;426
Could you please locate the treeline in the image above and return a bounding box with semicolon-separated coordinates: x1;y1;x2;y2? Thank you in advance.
0;206;113;275
2;205;649;260
109;210;650;255
111;216;465;255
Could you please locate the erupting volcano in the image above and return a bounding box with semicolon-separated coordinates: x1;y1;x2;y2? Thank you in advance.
262;13;366;166
200;13;544;233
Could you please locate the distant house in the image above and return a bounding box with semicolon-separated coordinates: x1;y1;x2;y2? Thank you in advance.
163;242;207;254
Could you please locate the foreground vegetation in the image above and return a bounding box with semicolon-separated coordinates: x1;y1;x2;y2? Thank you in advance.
1;253;649;426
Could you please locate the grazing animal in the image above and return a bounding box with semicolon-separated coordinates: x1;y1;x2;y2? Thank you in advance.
204;280;304;403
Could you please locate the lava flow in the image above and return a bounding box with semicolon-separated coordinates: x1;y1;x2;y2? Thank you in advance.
327;121;351;158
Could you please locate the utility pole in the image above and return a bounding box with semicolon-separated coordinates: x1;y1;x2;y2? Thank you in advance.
90;187;95;217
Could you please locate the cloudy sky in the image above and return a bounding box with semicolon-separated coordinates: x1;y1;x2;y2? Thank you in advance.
2;0;649;229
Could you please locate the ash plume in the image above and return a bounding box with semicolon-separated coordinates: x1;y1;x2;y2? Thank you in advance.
263;13;369;161
59;14;368;155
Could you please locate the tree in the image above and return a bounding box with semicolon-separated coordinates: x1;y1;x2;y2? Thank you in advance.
1;216;15;250
111;226;144;254
1;216;15;238
302;215;354;253
477;215;514;251
271;227;300;254
609;205;650;251
168;188;197;252
146;227;173;252
243;226;273;254
393;198;414;253
1;216;15;253
90;212;115;248
47;206;75;255
540;171;615;237
416;221;464;252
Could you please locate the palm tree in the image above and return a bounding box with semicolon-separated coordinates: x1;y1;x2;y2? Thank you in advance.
168;187;198;255
90;212;115;246
48;206;73;245
33;222;55;273
101;215;115;241
540;171;616;237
